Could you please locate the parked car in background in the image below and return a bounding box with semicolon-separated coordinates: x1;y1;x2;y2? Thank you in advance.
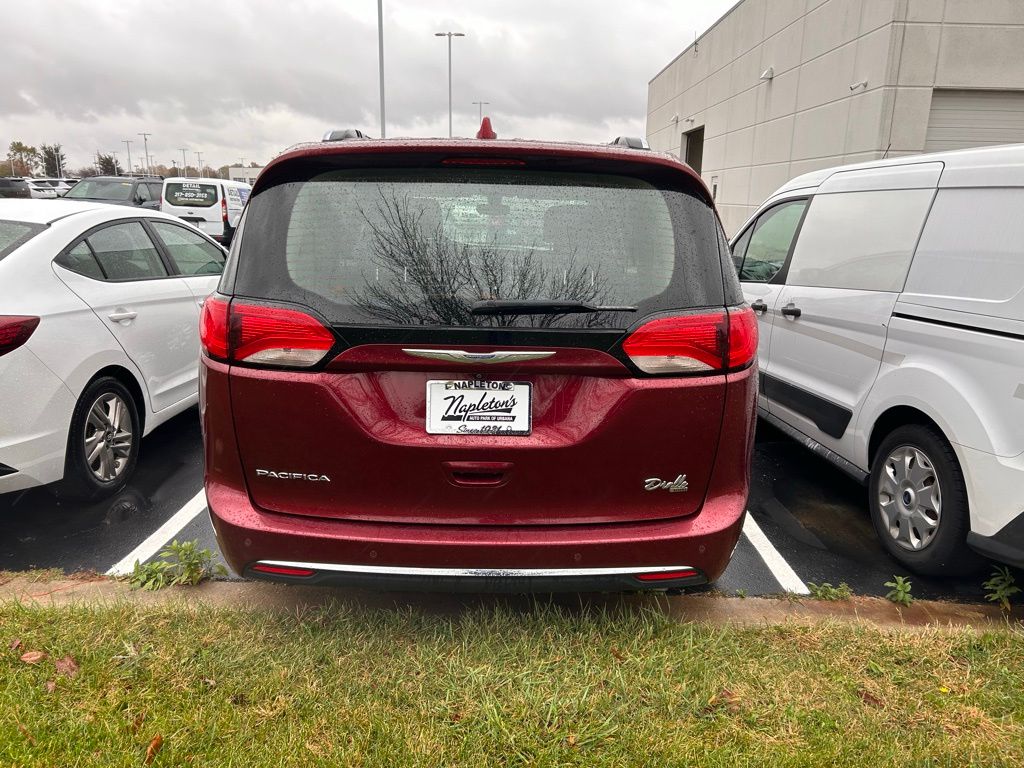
24;179;58;199
160;177;250;245
0;199;227;499
34;178;77;196
200;129;758;592
732;143;1024;574
64;176;164;209
0;179;31;199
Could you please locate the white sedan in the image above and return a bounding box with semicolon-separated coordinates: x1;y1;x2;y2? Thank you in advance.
0;199;226;499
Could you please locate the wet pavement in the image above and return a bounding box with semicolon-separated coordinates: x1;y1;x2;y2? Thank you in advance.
0;409;1000;601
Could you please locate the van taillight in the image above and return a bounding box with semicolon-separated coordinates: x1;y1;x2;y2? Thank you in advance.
0;316;40;357
622;306;757;375
221;197;228;223
200;296;334;368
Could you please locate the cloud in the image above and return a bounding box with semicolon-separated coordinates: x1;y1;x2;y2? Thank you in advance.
3;0;733;169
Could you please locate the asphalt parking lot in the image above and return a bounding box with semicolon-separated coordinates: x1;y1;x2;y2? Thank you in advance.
0;409;996;601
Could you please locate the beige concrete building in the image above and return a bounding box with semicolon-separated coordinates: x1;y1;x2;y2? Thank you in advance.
646;0;1024;233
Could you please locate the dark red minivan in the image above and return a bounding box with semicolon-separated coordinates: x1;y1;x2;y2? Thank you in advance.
200;129;757;591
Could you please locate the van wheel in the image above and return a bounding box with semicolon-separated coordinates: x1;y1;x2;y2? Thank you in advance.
869;424;983;576
55;377;141;501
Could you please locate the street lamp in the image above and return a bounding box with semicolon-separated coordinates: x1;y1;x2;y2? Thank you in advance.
434;31;465;138
123;140;133;177
196;151;203;177
179;148;189;178
472;100;490;123
377;0;386;137
138;133;151;176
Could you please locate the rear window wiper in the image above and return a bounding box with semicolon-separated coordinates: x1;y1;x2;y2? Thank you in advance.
470;299;638;316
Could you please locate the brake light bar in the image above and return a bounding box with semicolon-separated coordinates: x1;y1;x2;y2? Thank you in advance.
0;316;40;358
199;296;335;368
441;157;525;167
622;306;757;375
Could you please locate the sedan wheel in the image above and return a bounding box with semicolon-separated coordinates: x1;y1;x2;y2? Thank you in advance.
56;376;141;501
84;393;134;481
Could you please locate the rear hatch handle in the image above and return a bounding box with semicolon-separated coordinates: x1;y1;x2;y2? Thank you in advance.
403;349;555;364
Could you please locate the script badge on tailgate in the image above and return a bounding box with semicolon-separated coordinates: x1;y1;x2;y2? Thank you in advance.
644;474;689;493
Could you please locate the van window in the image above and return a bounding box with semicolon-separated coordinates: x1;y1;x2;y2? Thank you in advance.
164;182;218;208
233;168;725;329
738;200;806;283
904;187;1024;305
786;190;933;292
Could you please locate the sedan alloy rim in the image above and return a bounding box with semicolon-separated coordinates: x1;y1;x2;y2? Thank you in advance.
877;445;941;551
84;393;133;482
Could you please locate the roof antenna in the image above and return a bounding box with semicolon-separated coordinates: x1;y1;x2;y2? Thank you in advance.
882;142;891;159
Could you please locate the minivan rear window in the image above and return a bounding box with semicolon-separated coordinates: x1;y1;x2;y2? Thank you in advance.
233;168;724;329
164;182;218;208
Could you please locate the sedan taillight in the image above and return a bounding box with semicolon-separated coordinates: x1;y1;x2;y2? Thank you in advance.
200;296;334;368
622;306;757;375
0;316;40;357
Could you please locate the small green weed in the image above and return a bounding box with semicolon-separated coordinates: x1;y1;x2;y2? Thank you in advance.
807;582;853;601
734;589;747;599
982;566;1020;612
128;539;226;590
884;575;913;607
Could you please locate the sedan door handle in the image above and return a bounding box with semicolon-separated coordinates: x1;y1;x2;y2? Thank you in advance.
780;303;802;318
107;309;137;323
751;299;768;314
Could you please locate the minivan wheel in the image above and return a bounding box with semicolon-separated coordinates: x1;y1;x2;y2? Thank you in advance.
55;377;141;501
869;424;983;576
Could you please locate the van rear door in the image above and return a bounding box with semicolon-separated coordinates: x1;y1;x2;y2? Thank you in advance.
161;180;223;239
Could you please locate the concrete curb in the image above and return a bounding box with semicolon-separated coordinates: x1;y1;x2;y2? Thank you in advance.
0;575;1017;631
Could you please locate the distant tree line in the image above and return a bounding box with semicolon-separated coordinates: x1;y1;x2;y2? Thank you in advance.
5;139;258;179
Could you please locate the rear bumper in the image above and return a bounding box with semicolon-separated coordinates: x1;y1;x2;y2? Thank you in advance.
207;479;745;591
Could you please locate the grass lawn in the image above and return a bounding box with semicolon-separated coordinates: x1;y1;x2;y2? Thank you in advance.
1;599;1022;766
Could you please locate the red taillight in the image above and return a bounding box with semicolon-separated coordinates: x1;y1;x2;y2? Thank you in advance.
200;296;334;368
0;316;40;357
199;296;230;360
221;197;228;223
635;569;699;582
622;306;757;375
251;564;315;577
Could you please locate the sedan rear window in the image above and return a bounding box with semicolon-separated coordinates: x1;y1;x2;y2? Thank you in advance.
233;168;723;329
164;182;218;207
0;219;45;261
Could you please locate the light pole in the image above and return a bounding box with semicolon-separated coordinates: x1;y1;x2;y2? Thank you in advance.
434;31;465;137
123;140;133;177
196;151;203;177
377;0;386;137
138;133;151;175
472;101;490;123
111;152;120;175
179;148;188;177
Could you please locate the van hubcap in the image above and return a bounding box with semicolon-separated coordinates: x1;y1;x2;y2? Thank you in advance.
84;394;133;482
877;445;941;551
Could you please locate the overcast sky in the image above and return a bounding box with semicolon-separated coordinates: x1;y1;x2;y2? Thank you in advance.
5;0;734;171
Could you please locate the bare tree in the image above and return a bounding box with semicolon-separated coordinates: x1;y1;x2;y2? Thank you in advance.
352;192;612;328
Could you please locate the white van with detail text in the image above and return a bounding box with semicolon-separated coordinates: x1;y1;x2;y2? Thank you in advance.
160;177;251;245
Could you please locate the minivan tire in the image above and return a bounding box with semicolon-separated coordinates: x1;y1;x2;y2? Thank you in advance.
869;424;984;576
55;377;141;501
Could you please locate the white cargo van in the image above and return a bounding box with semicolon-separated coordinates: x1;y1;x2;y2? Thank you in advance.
160;177;251;244
733;144;1024;575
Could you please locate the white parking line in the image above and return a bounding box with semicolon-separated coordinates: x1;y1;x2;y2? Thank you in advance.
105;489;208;576
742;512;809;595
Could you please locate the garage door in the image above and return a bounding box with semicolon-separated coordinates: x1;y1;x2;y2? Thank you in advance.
925;90;1024;152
